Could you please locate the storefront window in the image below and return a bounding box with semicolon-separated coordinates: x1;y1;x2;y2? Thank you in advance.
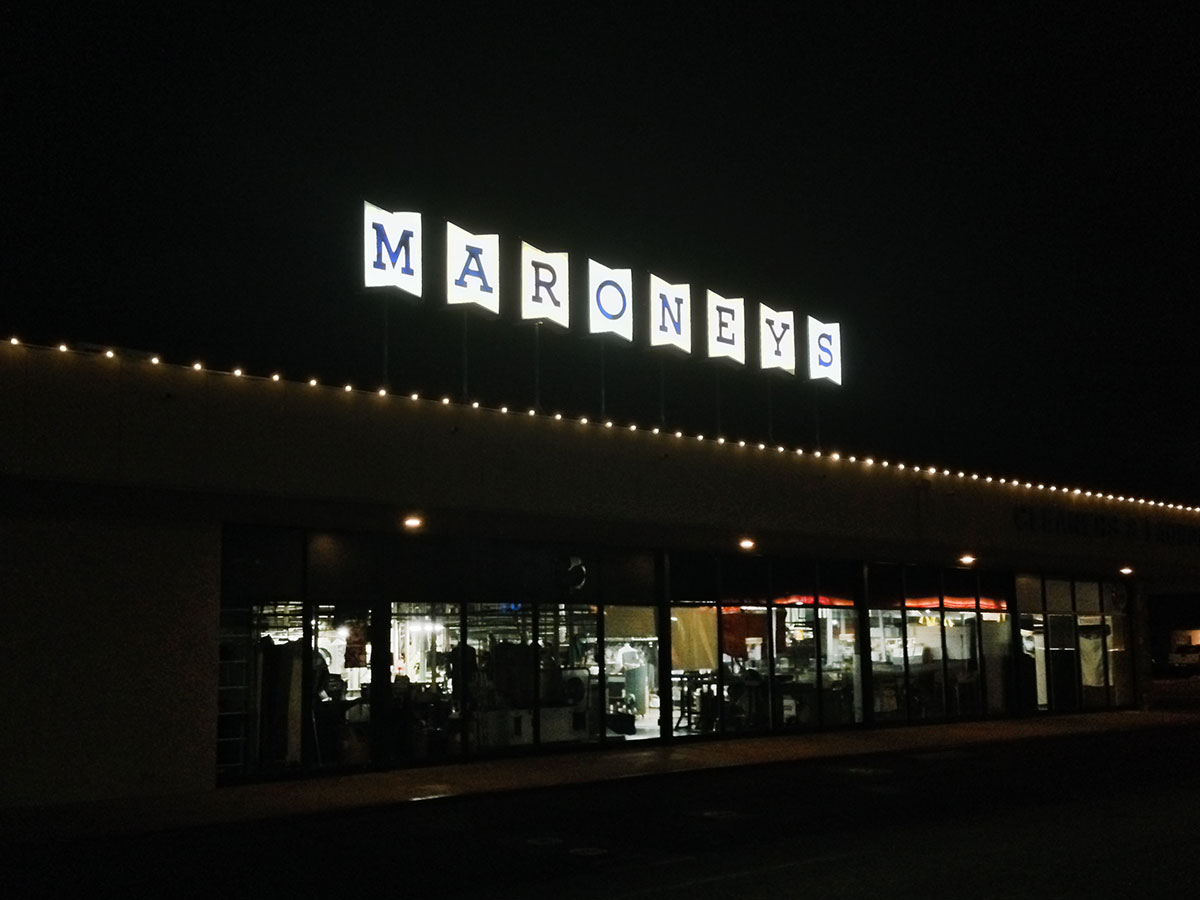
905;568;944;720
772;596;817;727
818;562;862;725
313;600;373;768
537;604;601;744
671;605;720;734
868;564;905;723
467;603;536;750
252;600;306;771
604;605;660;740
1103;582;1134;705
1016;575;1047;712
720;606;771;734
389;603;462;762
978;572;1013;716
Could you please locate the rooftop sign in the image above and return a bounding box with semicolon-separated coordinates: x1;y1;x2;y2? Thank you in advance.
364;201;842;383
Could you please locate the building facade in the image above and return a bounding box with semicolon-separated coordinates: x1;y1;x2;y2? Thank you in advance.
3;343;1198;807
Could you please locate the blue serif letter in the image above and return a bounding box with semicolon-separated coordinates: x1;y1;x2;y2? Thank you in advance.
659;293;684;335
455;245;494;293
818;333;834;367
595;280;627;320
530;261;560;307
372;223;414;274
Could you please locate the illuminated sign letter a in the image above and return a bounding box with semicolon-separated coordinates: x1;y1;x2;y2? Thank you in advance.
455;246;494;294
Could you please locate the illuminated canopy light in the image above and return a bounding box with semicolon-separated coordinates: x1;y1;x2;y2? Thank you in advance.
59;344;68;352
403;515;423;529
1119;566;1133;575
738;537;756;550
9;337;18;345
193;362;202;370
105;350;114;358
378;388;387;396
580;417;589;424
234;368;243;377
344;384;352;392
151;357;160;365
528;409;536;416
271;373;279;381
309;379;318;387
959;554;977;565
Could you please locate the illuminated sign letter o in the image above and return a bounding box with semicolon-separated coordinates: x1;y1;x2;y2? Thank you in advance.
595;279;627;321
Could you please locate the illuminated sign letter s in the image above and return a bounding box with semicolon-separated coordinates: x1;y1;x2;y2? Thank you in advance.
372;223;414;274
818;332;834;367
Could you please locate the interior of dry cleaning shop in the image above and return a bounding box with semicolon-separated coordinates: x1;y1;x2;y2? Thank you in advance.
219;526;1136;781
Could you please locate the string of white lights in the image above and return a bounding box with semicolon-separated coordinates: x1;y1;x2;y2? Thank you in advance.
6;337;1198;514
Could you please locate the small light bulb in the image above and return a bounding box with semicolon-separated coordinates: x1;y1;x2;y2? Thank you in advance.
234;368;243;377
344;384;352;392
151;356;160;365
105;350;114;359
378;388;387;396
309;379;318;387
472;401;480;408
697;434;704;441
59;344;68;352
717;437;725;444
528;409;536;416
271;373;279;381
651;427;659;434
193;362;202;370
605;420;613;428
500;406;508;414
629;424;637;431
580;417;589;424
675;431;682;438
8;337;18;345
831;453;840;460
739;440;746;447
554;413;562;420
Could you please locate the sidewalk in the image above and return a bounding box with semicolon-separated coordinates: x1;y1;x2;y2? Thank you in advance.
6;704;1200;844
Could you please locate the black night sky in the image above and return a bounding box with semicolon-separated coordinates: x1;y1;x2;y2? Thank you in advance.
5;7;1198;503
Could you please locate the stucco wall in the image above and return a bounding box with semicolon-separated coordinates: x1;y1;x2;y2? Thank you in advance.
0;508;219;807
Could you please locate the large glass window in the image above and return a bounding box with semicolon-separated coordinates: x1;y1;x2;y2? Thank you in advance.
978;572;1013;715
867;564;906;723
1016;575;1047;712
467;603;536;750
1044;580;1079;712
820;562;863;725
389;603;462;762
251;600;307;772
942;568;981;717
537;604;601;744
1074;581;1108;710
604;605;660;740
671;605;720;734
720;605;771;734
1104;582;1134;705
905;568;945;719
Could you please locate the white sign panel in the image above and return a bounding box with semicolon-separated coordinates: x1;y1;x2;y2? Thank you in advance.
706;291;745;365
649;275;691;354
363;202;422;297
521;242;570;329
446;222;500;314
807;315;843;384
759;303;796;374
588;259;634;342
